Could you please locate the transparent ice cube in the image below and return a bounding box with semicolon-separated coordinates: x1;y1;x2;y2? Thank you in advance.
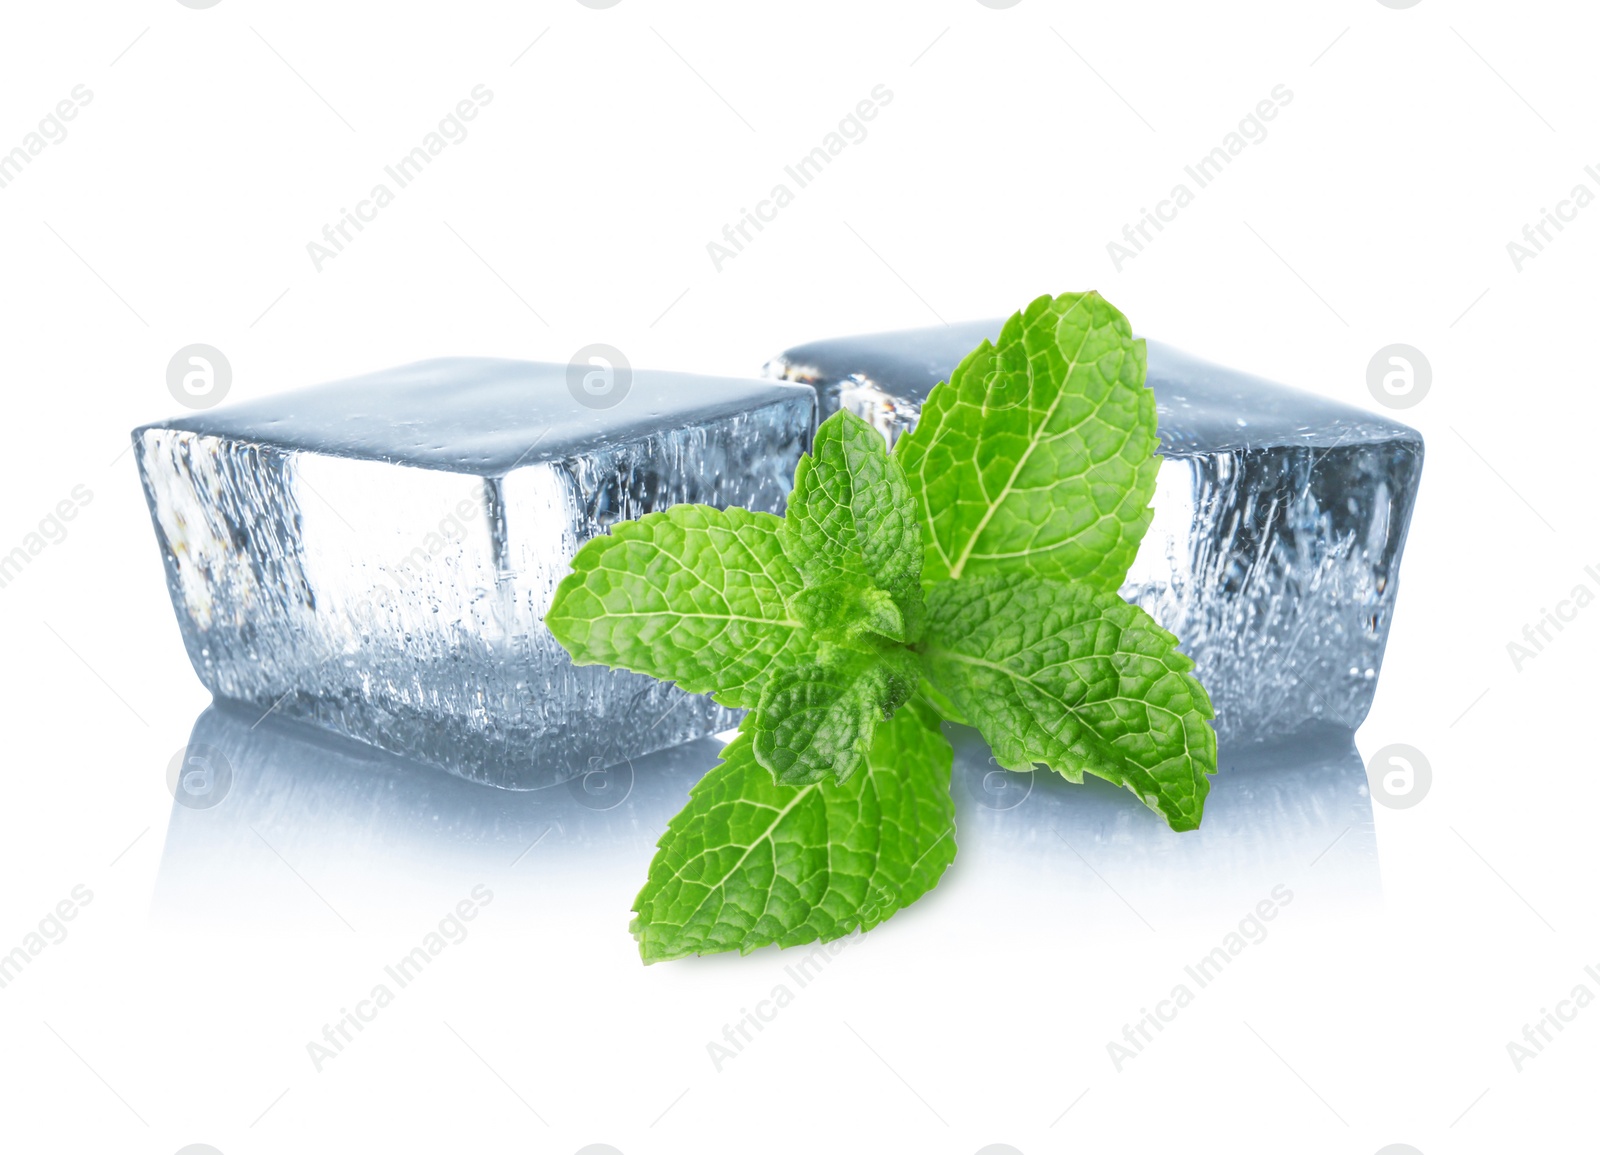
766;322;1423;747
135;358;814;788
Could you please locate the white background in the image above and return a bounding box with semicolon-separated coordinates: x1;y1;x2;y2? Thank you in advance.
1;2;1596;1153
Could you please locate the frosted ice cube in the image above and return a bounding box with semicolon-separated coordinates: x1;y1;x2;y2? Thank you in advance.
135;358;814;788
766;322;1423;747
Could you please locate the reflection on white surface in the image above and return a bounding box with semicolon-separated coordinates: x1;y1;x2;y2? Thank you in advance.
155;703;1380;938
946;725;1379;931
154;702;710;929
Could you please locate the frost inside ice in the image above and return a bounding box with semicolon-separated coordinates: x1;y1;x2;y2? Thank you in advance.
766;323;1423;748
135;358;814;788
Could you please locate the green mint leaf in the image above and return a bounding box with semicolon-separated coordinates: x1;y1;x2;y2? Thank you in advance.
631;702;956;962
750;646;920;784
916;676;970;727
546;504;805;708
919;576;1216;831
791;580;905;643
784;409;923;641
895;291;1160;592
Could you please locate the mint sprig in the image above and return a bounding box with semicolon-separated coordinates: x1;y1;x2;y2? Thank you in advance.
547;290;1217;961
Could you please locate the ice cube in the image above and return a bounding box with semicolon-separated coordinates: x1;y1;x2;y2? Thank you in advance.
135;358;814;788
766;322;1423;747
